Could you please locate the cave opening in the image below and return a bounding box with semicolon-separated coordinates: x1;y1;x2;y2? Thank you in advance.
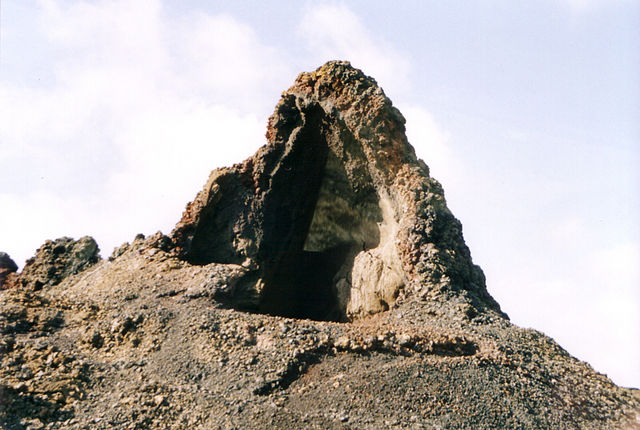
257;150;383;322
179;102;399;322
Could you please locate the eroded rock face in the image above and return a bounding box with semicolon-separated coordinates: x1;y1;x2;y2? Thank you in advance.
172;61;503;321
20;237;101;290
0;252;18;289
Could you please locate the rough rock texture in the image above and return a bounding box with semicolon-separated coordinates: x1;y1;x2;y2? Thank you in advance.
19;237;101;291
0;253;18;290
172;61;501;322
1;62;638;429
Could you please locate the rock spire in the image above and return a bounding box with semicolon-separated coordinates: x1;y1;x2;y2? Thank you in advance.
172;61;502;321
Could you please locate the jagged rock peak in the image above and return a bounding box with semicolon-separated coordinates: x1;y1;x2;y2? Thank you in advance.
172;61;504;322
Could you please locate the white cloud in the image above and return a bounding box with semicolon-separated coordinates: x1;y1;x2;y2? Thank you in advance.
167;12;294;113
591;242;640;286
551;215;587;244
0;0;289;266
297;4;411;98
104;103;265;242
0;193;76;267
494;241;640;388
402;105;453;182
558;0;633;13
562;0;599;12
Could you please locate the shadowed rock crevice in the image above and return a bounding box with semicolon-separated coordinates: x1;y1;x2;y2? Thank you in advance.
254;102;335;320
259;142;391;321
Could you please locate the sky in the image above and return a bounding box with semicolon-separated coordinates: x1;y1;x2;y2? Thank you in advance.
0;0;638;388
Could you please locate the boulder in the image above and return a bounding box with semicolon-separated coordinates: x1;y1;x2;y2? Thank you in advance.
0;252;18;289
20;236;100;290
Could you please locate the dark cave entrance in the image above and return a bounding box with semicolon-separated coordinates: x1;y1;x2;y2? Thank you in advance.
258;244;353;322
256;146;382;322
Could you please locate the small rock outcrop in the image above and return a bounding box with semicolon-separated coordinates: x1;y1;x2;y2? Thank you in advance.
0;252;18;289
172;61;501;322
19;236;100;290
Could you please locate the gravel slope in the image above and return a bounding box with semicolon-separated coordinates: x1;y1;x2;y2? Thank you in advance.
1;237;638;429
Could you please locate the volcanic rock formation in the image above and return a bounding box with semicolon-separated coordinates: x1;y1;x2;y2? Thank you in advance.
171;61;500;322
1;62;638;429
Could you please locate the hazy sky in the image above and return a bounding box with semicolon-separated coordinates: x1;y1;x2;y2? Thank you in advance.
1;0;638;388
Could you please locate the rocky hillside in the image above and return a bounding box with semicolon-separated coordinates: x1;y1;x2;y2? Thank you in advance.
1;61;638;429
